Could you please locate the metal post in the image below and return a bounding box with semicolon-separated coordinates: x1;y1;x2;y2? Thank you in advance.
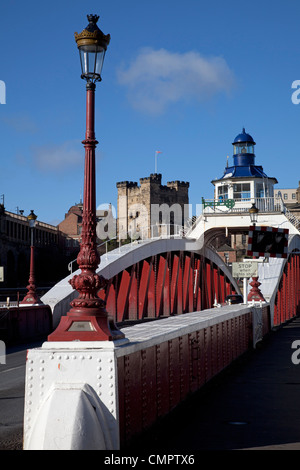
243;277;247;304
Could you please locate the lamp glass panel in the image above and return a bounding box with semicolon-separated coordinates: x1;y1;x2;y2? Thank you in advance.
79;45;105;81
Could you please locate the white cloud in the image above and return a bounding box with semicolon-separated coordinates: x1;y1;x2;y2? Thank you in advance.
117;48;236;115
32;140;82;172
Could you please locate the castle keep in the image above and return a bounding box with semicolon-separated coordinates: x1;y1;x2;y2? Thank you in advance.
116;173;189;239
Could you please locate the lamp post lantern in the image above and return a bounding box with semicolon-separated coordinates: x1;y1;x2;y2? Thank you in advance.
20;210;42;305
48;15;124;341
247;203;265;302
249;202;259;226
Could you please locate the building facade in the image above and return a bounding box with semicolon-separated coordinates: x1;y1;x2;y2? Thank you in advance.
58;202;116;252
275;183;300;222
57;202;83;256
274;188;297;204
116;173;189;240
0;205;67;289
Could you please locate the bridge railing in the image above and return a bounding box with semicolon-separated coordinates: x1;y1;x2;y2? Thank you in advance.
67;224;188;273
203;197;283;215
0;301;18;309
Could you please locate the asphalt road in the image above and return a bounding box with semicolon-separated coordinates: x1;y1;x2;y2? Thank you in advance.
0;341;43;450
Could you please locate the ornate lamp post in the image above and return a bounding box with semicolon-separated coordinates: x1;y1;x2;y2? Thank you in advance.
247;203;265;302
48;15;124;341
20;210;42;305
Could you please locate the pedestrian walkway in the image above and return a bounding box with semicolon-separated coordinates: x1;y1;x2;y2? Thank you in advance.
127;316;300;451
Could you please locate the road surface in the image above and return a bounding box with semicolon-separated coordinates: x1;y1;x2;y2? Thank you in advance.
0;341;43;450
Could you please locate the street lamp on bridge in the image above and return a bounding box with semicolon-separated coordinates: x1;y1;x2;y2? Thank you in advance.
48;14;124;341
20;210;42;305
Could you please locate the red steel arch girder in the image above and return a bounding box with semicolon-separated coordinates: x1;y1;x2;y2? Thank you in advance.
274;251;300;327
98;249;238;324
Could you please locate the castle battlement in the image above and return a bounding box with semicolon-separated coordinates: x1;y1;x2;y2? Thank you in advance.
116;181;139;189
167;181;190;189
140;173;162;184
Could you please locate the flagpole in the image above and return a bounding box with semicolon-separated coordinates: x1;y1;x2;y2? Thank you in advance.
155;150;162;174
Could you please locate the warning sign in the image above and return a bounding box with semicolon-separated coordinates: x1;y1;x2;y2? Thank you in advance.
247;226;289;258
232;261;258;278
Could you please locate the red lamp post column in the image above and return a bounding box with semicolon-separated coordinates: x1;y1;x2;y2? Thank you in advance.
48;15;124;342
20;210;42;305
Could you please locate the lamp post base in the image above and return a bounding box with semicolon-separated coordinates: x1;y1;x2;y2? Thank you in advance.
48;270;125;341
247;276;265;302
48;312;125;342
48;315;124;341
20;296;43;306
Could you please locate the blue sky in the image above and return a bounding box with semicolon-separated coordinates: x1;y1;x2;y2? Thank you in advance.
1;0;300;225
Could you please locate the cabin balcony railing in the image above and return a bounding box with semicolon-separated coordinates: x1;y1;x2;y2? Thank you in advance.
202;197;283;215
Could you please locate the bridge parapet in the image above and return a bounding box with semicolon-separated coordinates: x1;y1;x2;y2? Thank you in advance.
23;302;270;450
0;304;52;344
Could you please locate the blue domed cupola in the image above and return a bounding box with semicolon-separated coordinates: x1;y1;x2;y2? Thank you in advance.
211;127;278;206
232;128;256;166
